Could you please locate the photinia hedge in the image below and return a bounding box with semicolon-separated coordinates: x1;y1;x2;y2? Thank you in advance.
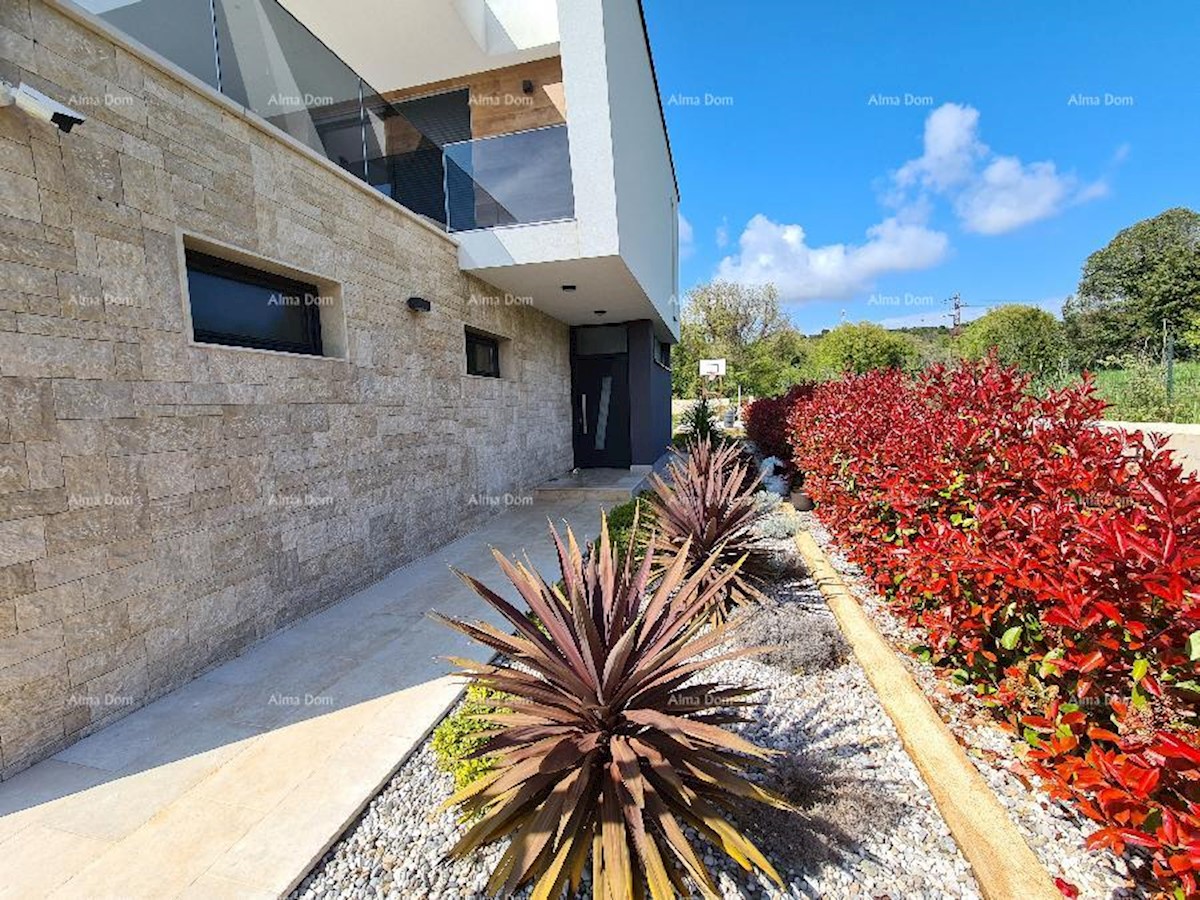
744;382;816;464
784;359;1200;897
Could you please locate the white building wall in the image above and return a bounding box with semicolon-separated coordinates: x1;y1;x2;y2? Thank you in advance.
599;0;680;340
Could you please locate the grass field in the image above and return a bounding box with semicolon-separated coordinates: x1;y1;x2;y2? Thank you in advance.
1092;360;1200;424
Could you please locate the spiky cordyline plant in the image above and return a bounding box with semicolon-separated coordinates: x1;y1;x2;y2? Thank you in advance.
647;437;773;624
435;512;791;900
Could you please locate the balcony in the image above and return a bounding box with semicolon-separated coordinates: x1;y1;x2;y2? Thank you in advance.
443;125;574;232
74;0;573;233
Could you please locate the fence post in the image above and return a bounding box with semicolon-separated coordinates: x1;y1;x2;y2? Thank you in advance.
1164;319;1176;406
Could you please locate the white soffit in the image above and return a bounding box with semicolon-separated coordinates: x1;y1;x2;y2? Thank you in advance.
276;0;560;93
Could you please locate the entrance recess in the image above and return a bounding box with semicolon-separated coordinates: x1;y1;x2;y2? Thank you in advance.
572;351;631;469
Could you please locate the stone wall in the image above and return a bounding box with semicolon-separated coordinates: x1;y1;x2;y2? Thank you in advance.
0;0;573;777
1099;421;1200;475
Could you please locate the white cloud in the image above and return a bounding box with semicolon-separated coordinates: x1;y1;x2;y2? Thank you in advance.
715;217;729;248
955;157;1072;234
678;212;694;259
891;102;1107;235
893;103;986;192
715;104;1110;304
716;214;949;302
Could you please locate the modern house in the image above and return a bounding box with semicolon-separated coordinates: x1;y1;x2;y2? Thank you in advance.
0;0;677;776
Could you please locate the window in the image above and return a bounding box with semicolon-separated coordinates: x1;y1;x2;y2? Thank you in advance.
465;330;500;377
574;325;627;356
654;340;671;368
185;250;324;356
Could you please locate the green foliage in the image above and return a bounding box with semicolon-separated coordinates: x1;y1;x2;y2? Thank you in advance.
1184;311;1200;353
431;684;508;790
958;304;1068;376
673;281;811;397
809;322;920;377
678;396;716;441
1066;207;1200;364
604;492;654;564
1092;357;1200;423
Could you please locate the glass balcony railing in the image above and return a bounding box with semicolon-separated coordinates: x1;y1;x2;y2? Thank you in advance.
74;0;574;233
443;125;574;232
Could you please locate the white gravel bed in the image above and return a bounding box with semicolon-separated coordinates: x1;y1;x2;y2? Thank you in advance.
292;560;982;900
795;509;1152;899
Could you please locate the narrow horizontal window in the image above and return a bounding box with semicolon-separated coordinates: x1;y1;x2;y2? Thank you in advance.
465;330;501;378
185;250;324;356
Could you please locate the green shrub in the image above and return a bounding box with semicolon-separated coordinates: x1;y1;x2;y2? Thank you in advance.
957;304;1068;378
678;395;716;440
431;684;508;789
809;322;919;377
604;491;654;560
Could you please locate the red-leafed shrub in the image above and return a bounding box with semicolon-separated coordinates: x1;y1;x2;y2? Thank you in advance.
744;382;816;462
787;358;1200;896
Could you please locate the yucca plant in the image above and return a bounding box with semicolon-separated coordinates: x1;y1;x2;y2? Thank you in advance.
679;396;716;443
647;437;772;623
435;512;791;899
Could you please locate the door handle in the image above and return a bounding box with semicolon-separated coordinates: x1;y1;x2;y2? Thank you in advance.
581;394;588;434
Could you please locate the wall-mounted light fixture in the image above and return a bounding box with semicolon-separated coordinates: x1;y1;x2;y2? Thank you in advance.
593;309;607;316
561;284;576;292
0;81;86;133
407;296;431;312
522;79;534;95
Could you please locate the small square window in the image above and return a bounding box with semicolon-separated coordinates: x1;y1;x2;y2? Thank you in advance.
466;330;500;377
185;250;324;356
654;340;671;368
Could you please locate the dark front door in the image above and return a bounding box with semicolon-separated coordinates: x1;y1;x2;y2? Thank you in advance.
573;354;631;468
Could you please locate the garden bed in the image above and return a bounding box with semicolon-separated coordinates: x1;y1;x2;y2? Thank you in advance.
291;504;982;900
796;509;1151;900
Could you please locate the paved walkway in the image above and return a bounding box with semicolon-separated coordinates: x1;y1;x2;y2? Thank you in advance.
0;496;602;899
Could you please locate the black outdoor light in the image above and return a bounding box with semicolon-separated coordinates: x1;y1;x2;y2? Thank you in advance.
561;284;576;292
593;309;607;316
407;296;431;312
522;79;534;94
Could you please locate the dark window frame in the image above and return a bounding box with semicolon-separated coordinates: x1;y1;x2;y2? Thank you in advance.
465;329;501;378
654;340;671;369
185;249;325;356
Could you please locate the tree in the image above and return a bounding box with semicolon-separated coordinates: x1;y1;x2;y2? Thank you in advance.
673;281;805;397
683;280;789;349
1065;207;1200;364
809;322;919;377
958;304;1068;375
1183;311;1200;354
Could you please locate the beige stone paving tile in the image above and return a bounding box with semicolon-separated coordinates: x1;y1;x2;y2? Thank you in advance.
205;728;419;894
0;824;112;897
355;674;464;741
187;702;382;813
0;758;109;843
48;742;248;842
48;795;263;900
177;873;275;900
53;677;262;772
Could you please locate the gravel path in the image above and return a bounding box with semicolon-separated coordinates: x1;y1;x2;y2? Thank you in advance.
795;509;1152;899
292;503;983;900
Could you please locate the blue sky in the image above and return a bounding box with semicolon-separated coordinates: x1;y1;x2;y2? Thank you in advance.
642;0;1200;334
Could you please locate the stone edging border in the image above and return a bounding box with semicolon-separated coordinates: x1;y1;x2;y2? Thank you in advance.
792;529;1062;900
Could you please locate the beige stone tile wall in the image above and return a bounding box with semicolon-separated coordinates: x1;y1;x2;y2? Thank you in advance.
0;0;573;777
